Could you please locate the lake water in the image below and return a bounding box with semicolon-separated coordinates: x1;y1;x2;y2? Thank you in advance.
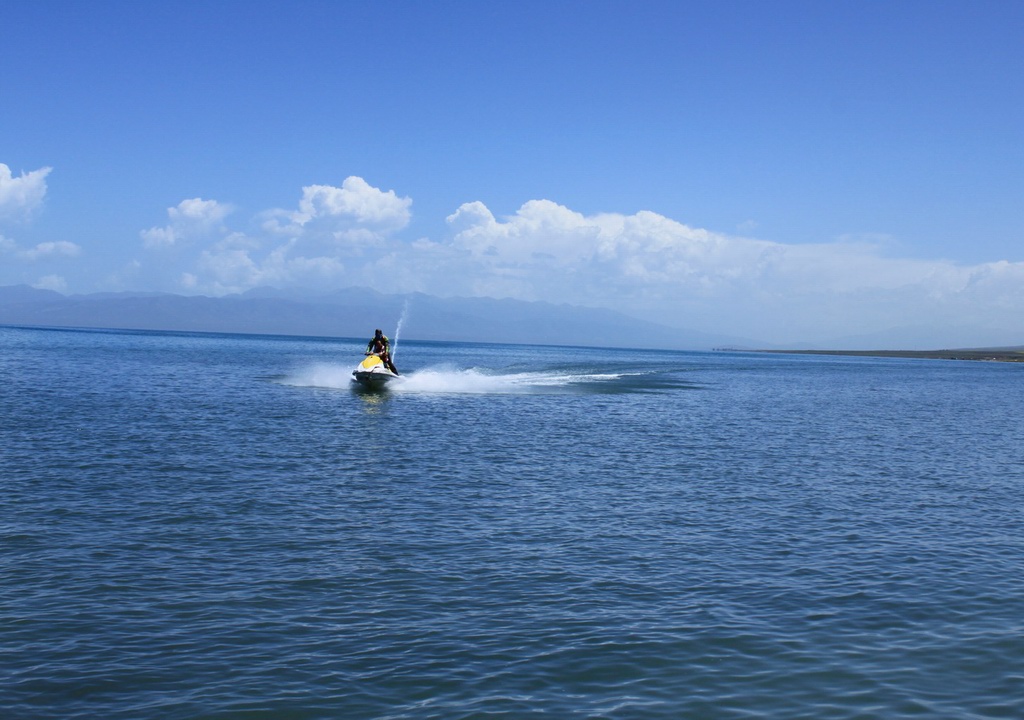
2;325;1023;719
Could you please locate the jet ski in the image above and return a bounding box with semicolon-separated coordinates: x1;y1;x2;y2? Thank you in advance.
352;353;399;388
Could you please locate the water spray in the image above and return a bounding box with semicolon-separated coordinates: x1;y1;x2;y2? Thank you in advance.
392;299;410;360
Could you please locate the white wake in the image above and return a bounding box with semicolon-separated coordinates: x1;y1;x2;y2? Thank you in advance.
280;363;626;394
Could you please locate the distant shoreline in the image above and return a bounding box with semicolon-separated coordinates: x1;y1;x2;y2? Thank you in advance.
732;348;1024;363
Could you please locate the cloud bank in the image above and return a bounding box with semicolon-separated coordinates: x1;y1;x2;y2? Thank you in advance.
4;162;1020;347
127;176;1024;345
437;201;1024;343
128;177;1024;346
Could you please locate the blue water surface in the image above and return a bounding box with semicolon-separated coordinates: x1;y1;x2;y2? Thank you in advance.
2;325;1023;719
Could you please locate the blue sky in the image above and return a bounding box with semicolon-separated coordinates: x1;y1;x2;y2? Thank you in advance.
2;0;1022;346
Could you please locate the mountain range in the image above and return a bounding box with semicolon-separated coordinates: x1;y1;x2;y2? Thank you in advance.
0;285;754;350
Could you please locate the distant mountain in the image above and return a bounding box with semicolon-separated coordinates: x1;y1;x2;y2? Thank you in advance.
0;284;755;350
0;284;65;303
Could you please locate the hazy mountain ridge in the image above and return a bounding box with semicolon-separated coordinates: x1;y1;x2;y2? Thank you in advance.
0;285;755;350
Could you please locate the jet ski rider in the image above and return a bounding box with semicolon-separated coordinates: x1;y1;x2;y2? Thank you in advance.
366;329;399;375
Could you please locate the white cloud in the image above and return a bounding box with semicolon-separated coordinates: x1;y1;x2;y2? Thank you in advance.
442;199;776;301
142;197;233;248
141;225;177;248
191;242;347;295
0;164;51;221
448;199;599;266
295;177;411;230
33;274;68;292
0;236;82;262
262;177;412;244
17;240;81;261
437;198;1024;342
156;177;409;294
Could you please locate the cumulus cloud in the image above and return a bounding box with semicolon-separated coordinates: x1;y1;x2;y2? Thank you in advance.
442;199;778;301
17;240;82;261
152;177;410;294
0;164;51;221
296;177;411;228
262;176;412;245
141;198;233;248
0;236;82;262
439;198;1024;341
0;168;81;282
448;199;600;265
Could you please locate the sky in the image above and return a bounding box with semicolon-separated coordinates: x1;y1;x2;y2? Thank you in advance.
2;0;1022;347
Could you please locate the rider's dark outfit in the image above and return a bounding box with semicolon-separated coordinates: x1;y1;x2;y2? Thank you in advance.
366;332;399;374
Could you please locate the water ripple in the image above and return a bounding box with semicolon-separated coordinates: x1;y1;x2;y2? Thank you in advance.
3;329;1024;718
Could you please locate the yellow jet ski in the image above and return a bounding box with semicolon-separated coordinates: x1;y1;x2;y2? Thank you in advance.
352;353;399;388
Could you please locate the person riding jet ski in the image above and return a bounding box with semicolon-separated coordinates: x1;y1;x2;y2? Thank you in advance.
366;329;399;375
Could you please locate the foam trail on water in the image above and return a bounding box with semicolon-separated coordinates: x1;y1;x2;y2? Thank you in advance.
396;367;529;394
278;363;632;394
393;366;628;394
